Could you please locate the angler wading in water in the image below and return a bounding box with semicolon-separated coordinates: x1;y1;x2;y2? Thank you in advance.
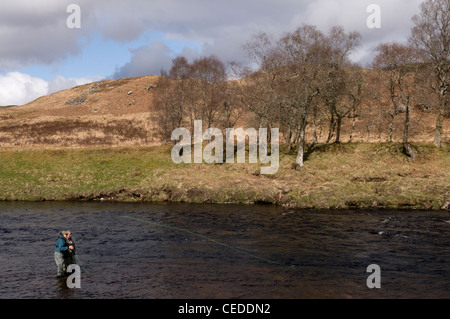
54;230;76;278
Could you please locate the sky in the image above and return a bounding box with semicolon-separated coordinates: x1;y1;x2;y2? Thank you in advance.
0;0;424;106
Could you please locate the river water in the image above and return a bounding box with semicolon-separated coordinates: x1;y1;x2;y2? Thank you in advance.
0;201;449;299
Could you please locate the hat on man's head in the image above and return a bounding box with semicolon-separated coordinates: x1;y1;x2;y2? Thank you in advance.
61;231;69;235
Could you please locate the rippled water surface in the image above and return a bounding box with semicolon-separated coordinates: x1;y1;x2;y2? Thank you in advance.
1;201;449;298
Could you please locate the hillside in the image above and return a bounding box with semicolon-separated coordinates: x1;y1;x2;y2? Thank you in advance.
0;75;161;149
0;74;448;150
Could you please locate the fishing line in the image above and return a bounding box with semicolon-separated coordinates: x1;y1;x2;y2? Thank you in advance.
73;253;91;275
120;215;294;269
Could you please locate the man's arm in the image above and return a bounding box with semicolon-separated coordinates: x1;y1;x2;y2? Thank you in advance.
56;238;69;252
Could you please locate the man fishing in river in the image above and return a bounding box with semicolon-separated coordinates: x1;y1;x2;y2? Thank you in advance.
54;230;76;278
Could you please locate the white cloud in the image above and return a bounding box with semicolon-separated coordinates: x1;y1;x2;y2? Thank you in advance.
290;0;423;66
48;75;102;94
0;72;48;105
0;0;95;71
112;41;175;78
0;72;101;106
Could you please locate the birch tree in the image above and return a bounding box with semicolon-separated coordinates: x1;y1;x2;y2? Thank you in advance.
372;42;420;158
409;0;449;147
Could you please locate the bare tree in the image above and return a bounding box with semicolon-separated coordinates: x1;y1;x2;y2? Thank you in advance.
409;0;449;147
321;66;365;144
238;32;285;132
373;43;408;142
155;55;237;144
372;42;420;158
170;56;191;80
154;69;186;142
311;26;362;144
345;66;366;143
220;79;244;129
322;66;347;143
154;56;197;141
278;25;330;167
240;25;362;166
190;55;228;130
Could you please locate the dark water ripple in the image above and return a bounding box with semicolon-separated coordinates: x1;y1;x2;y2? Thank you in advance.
0;201;449;298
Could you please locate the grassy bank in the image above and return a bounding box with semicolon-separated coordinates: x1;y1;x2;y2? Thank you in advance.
0;142;449;210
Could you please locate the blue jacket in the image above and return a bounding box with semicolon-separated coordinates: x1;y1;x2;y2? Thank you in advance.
55;234;69;254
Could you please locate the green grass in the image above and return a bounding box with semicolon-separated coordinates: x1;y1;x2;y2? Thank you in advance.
0;142;449;210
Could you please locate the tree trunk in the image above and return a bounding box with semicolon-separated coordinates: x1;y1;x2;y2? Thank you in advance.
335;115;342;144
287;126;294;151
433;105;445;148
295;127;305;168
402;103;416;159
313;118;318;144
366;124;370;143
312;105;318;144
326;113;335;144
349;108;356;142
388;113;395;142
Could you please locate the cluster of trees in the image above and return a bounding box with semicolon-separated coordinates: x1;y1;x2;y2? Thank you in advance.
154;55;243;140
154;0;449;167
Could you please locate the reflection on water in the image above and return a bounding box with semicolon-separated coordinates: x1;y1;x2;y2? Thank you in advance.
0;201;449;298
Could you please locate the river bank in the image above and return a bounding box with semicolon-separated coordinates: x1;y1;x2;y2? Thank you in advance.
0;142;449;210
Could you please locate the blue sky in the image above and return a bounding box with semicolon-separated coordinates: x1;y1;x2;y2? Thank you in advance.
16;32;131;80
0;0;423;105
16;30;202;82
